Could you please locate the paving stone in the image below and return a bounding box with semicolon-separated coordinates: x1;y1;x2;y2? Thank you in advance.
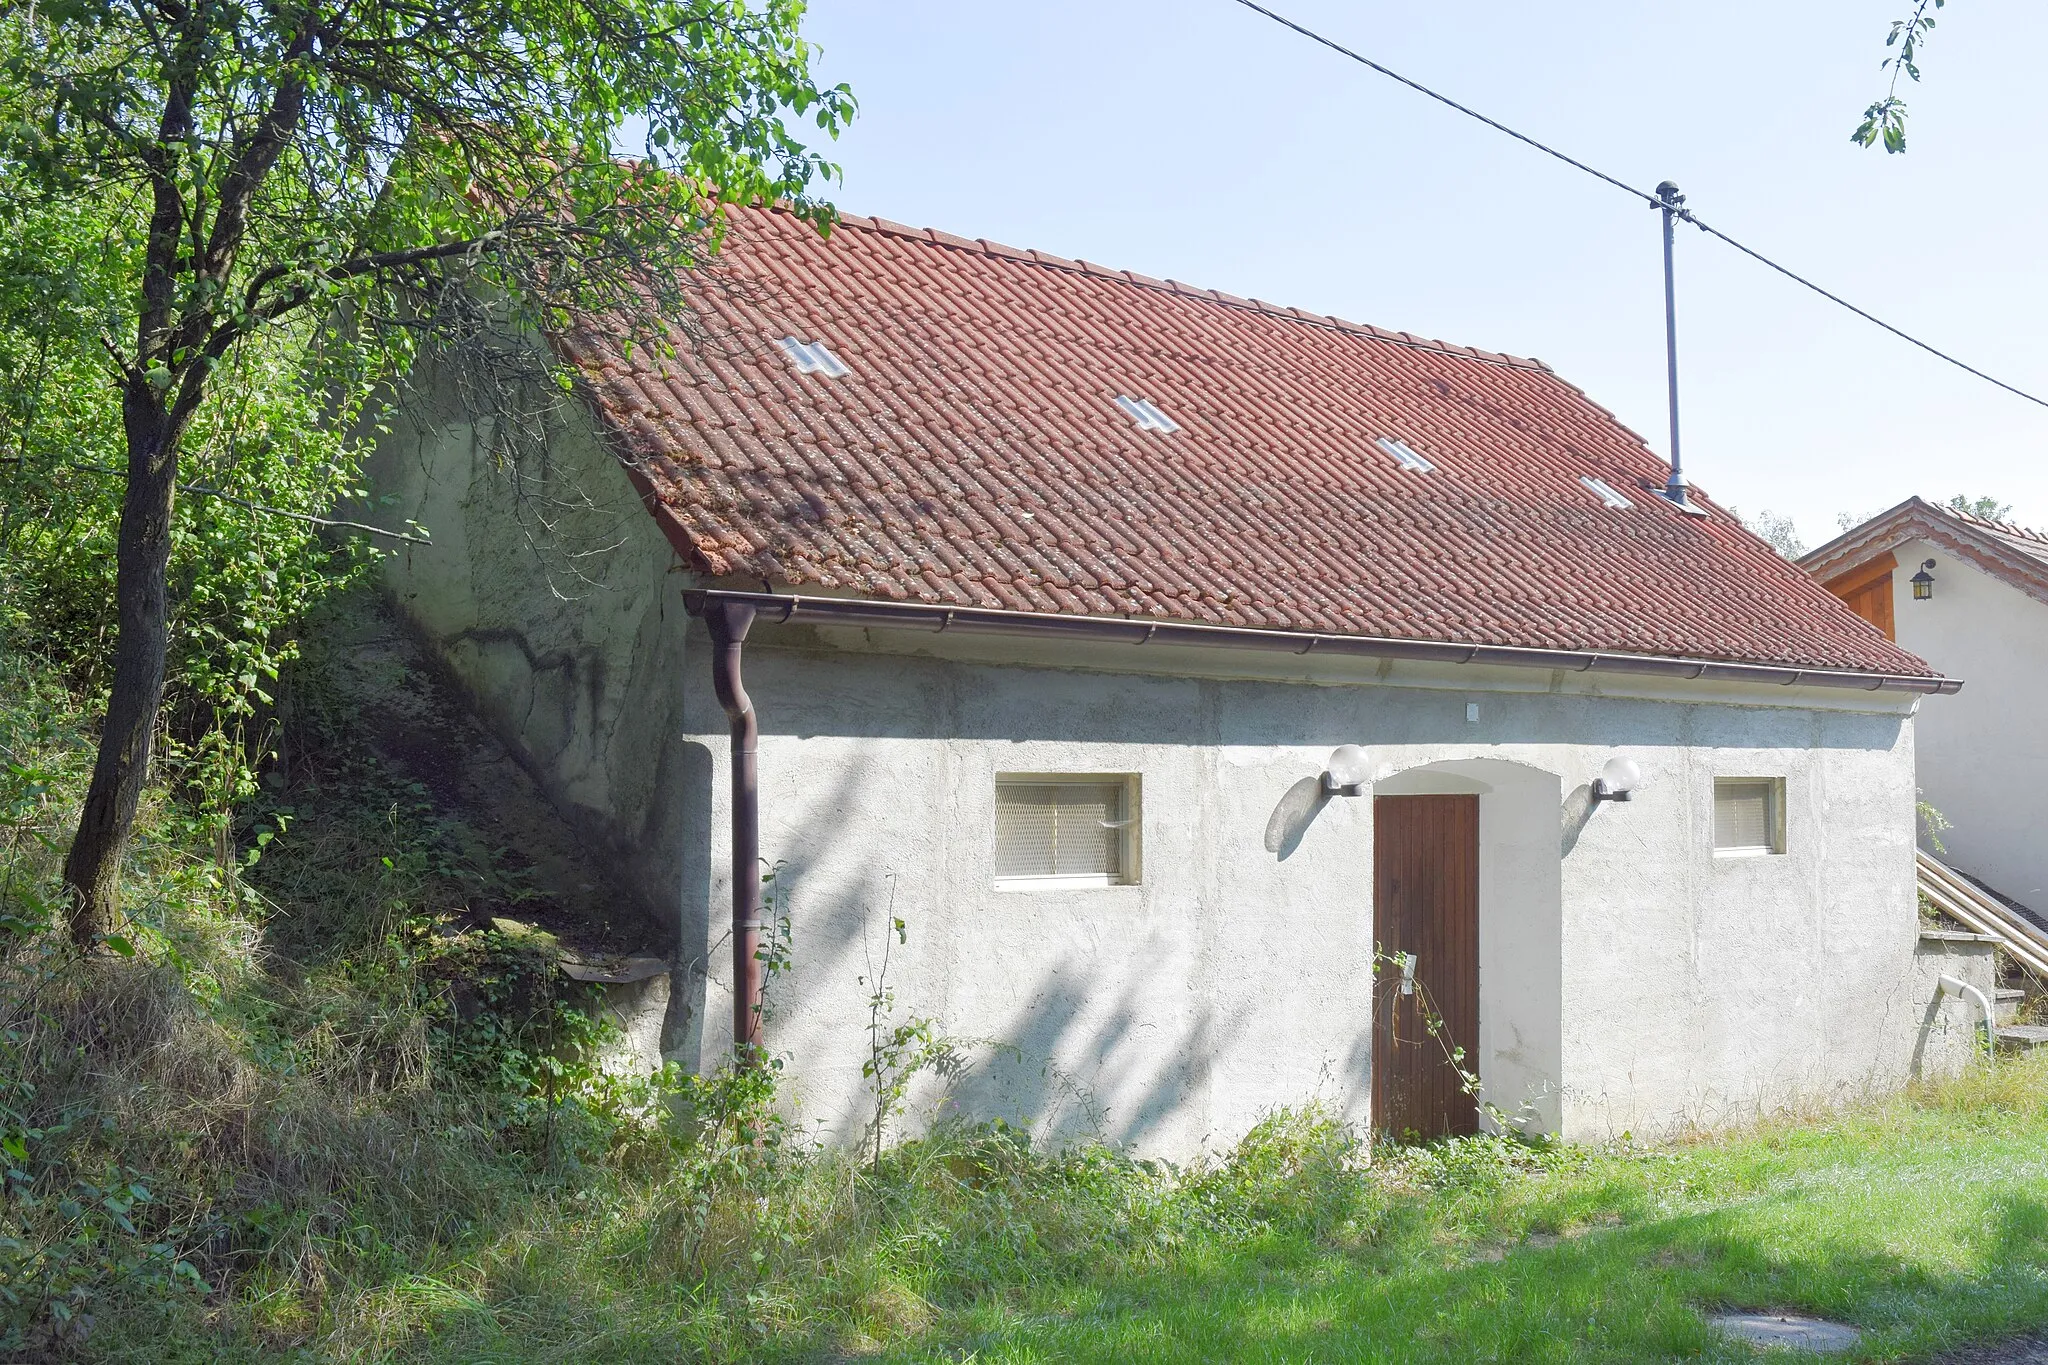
1709;1312;1862;1353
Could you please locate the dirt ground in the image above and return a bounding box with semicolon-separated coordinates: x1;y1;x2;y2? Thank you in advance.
1944;1335;2048;1363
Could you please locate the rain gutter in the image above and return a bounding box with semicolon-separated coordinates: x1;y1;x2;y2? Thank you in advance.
684;589;1961;696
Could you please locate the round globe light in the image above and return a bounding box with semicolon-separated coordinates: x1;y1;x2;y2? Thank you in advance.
1325;744;1371;790
1600;756;1642;796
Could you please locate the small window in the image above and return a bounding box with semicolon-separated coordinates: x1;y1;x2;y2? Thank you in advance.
774;335;851;378
1714;778;1785;856
1581;476;1633;510
1375;436;1435;473
1113;395;1180;433
995;775;1140;887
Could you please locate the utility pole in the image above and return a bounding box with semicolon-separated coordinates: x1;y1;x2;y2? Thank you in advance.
1656;180;1705;515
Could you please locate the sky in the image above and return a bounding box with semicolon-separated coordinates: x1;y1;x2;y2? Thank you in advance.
796;0;2048;553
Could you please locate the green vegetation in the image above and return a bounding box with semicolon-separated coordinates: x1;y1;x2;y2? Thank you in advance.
8;0;2037;1356
6;0;850;941
3;618;2048;1360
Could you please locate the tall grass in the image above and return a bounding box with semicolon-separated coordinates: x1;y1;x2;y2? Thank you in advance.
6;625;2048;1362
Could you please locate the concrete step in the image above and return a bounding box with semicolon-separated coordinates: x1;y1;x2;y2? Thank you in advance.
1997;987;2027;1027
1995;1024;2048;1052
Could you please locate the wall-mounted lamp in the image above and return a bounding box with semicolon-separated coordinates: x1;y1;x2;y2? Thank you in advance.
1322;744;1370;797
1911;559;1936;601
1591;756;1642;805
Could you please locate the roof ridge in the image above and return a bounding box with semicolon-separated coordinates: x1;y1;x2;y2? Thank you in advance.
1938;500;2048;544
800;205;1552;376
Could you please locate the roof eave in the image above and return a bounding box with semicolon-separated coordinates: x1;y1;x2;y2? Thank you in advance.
683;588;1961;696
1802;498;2048;610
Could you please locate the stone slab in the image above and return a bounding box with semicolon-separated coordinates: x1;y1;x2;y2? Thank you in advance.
1709;1312;1862;1353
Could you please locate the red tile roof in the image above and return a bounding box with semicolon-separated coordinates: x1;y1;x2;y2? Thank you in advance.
562;205;1937;678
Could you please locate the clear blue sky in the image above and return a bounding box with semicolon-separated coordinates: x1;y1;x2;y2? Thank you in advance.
798;0;2048;551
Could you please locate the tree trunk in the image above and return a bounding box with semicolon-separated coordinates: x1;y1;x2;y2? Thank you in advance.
62;382;182;947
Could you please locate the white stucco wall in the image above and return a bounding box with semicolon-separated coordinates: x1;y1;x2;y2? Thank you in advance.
364;393;1985;1160
1889;536;2048;909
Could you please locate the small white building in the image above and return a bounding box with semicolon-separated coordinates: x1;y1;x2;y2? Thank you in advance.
1805;499;2048;916
366;205;1987;1157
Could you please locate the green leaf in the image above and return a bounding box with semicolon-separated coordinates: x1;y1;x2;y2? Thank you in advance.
102;933;135;956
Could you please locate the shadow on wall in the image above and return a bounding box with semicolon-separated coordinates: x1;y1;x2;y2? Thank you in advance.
717;629;1911;758
1271;771;1616;865
907;956;1243;1154
702;753;941;1094
752;758;1261;1154
1263;776;1328;860
1559;783;1597;856
662;738;716;1068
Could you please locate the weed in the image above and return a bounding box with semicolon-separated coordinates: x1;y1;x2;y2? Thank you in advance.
7;612;2048;1361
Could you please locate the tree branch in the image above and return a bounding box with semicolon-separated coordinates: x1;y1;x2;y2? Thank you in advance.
241;230;506;321
179;483;433;543
69;465;432;544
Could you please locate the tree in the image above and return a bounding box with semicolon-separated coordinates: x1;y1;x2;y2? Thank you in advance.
1853;0;1948;153
1731;507;1807;560
1946;493;2013;523
2;0;852;946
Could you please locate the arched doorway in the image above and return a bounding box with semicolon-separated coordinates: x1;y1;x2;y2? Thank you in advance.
1371;758;1563;1140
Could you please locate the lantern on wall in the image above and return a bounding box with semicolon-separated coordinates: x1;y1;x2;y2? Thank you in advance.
1591;756;1642;805
1911;559;1937;601
1321;745;1370;797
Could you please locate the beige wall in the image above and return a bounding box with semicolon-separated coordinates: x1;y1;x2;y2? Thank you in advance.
1888;537;2048;911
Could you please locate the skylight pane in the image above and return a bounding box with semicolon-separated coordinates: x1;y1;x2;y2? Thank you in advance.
807;341;850;378
1375;436;1435;473
1114;395;1179;434
775;335;818;372
1580;476;1633;510
775;335;850;378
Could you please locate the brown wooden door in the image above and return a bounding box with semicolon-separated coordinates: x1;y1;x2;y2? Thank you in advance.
1372;794;1480;1140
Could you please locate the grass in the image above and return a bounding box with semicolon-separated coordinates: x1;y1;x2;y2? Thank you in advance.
306;1074;2048;1365
6;603;2048;1362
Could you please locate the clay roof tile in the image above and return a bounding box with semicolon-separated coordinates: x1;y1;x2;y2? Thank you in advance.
559;204;1938;677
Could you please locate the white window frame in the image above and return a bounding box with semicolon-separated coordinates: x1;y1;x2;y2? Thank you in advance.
993;772;1142;890
1713;777;1787;857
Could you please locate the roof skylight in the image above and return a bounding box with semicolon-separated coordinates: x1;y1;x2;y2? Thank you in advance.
775;336;851;378
1375;437;1435;473
1580;476;1634;510
1113;395;1180;433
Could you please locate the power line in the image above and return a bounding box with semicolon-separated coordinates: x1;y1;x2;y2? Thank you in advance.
1228;0;2048;413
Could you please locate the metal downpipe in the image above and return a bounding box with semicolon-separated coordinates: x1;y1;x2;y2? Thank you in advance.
1939;974;1999;1055
705;601;763;1061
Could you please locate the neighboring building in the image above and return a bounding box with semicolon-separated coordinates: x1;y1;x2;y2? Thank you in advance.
1804;498;2048;913
364;204;1987;1158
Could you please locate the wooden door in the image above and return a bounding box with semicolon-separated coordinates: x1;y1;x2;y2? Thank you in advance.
1372;794;1480;1140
